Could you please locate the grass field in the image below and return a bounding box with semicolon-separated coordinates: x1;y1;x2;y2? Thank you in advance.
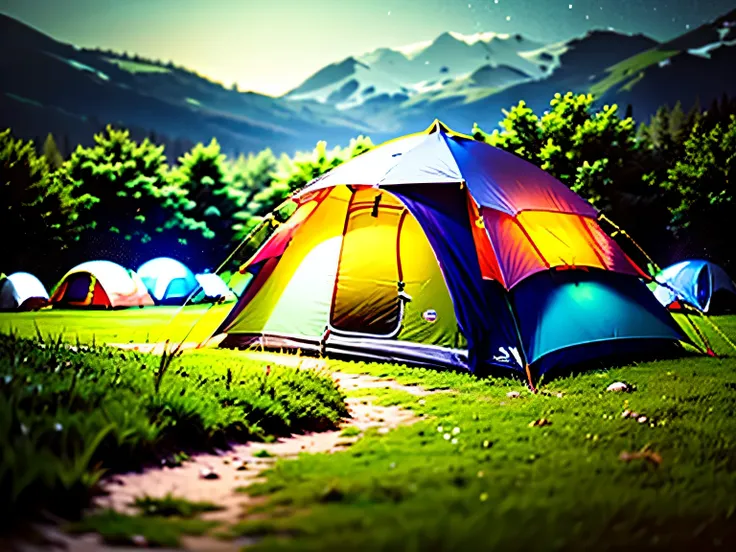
0;304;233;345
2;308;736;550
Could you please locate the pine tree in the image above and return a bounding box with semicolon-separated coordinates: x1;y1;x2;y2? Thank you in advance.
42;133;64;171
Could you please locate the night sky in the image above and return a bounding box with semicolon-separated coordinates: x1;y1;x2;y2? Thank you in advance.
0;0;733;96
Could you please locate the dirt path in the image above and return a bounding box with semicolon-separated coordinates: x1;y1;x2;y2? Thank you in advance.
21;353;436;551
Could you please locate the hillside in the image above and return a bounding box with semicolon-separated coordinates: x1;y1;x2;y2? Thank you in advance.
0;14;378;156
592;8;736;119
1;8;734;155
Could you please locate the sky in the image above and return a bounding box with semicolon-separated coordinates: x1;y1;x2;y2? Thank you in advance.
1;0;733;96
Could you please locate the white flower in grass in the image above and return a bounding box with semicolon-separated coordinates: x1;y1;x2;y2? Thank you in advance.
451;438;458;445
452;427;460;435
437;425;443;432
54;423;63;432
443;433;451;440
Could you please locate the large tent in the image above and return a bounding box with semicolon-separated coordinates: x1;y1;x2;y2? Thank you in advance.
651;260;736;314
138;257;199;305
217;121;701;384
50;260;154;309
0;272;49;311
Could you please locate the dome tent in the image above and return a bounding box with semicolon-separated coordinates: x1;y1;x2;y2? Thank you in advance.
216;121;703;386
137;257;199;305
50;260;154;309
651;260;736;314
0;272;49;311
193;273;236;303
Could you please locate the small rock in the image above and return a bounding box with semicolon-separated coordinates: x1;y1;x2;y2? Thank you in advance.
199;467;220;480
506;391;521;399
607;382;630;393
131;534;147;547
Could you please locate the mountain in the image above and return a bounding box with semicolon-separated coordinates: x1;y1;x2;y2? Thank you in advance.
285;9;735;134
591;8;736;120
2;9;734;157
285;31;549;110
0;14;378;156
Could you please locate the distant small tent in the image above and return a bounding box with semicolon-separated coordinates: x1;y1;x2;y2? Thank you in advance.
50;260;154;309
0;272;49;311
194;273;236;303
651;260;736;314
137;257;199;305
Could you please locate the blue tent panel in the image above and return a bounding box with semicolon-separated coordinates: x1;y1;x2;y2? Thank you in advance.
512;271;687;377
391;184;524;374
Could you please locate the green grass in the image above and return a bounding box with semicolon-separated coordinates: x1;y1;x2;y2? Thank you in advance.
4;305;736;549
104;57;171;74
589;49;679;98
66;509;216;548
132;493;223;518
0;304;231;345
0;332;347;531
228;317;736;551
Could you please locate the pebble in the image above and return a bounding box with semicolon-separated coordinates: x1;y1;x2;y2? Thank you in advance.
131;534;148;547
199;467;220;480
607;382;630;392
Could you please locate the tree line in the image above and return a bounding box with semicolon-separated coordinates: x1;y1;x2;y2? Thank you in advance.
2;91;735;286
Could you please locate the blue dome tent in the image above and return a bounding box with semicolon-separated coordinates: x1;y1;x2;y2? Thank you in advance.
137;257;199;305
651;260;736;314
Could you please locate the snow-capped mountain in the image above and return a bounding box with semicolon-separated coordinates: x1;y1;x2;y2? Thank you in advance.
285;31;555;110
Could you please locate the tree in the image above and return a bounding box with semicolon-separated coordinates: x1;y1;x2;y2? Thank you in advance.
60;125;206;267
660;115;736;268
473;100;543;164
0;129;86;279
170;138;245;257
42;133;64;171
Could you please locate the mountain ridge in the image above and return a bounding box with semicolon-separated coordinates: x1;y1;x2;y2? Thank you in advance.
1;10;734;157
